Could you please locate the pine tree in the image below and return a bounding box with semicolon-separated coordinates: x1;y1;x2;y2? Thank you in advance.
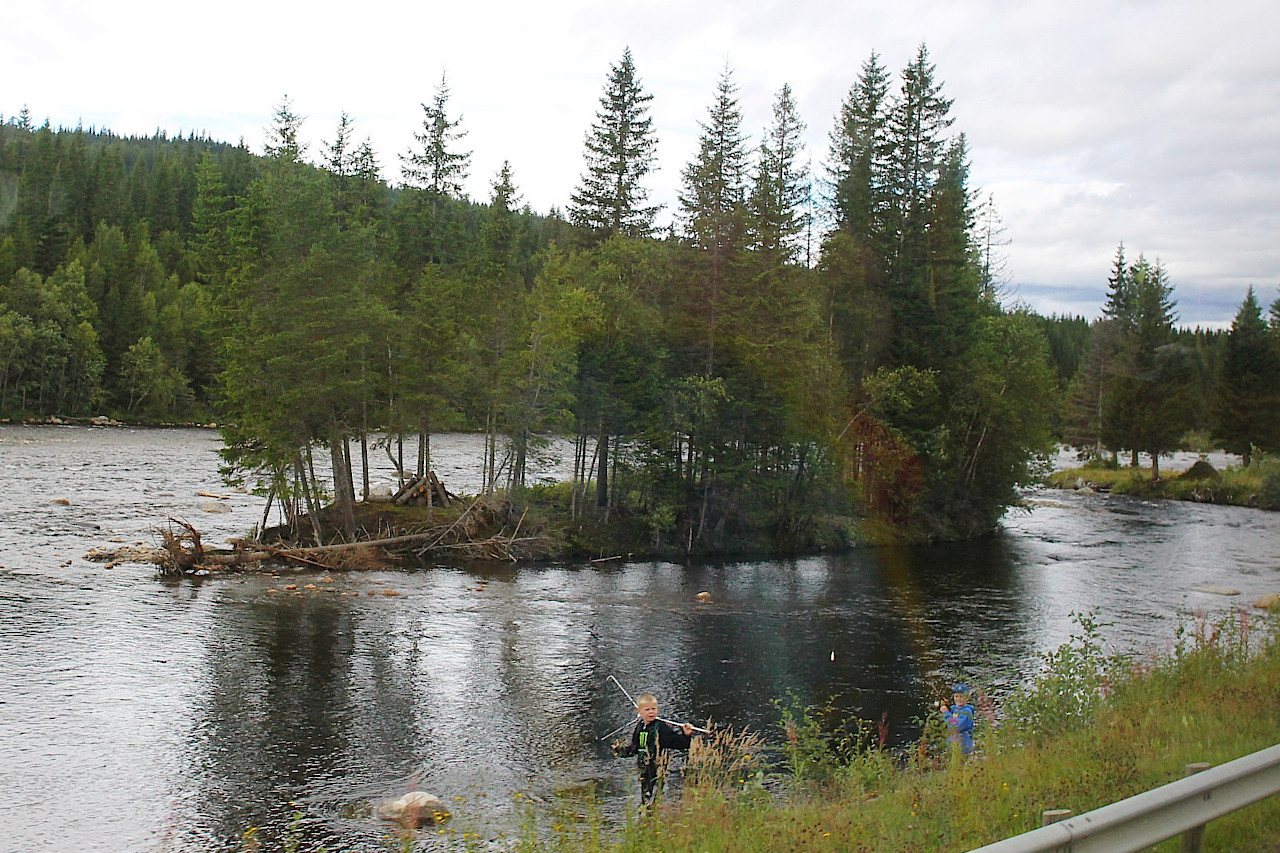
1214;287;1280;464
1102;256;1193;476
263;95;306;163
569;48;660;240
679;65;748;259
884;44;954;270
400;72;471;198
1101;243;1133;329
827;51;891;239
880;44;956;370
747;83;809;264
678;65;748;373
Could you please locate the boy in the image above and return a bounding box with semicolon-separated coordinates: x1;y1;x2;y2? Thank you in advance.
612;693;696;805
939;683;976;755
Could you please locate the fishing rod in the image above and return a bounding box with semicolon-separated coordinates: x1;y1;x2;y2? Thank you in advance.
606;675;712;735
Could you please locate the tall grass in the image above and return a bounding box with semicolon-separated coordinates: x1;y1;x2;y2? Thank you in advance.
506;608;1280;853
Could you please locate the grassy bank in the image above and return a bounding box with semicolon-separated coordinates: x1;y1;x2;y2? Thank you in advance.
478;610;1280;853
1046;457;1280;511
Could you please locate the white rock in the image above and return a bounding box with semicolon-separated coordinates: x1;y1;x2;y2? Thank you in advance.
376;790;450;825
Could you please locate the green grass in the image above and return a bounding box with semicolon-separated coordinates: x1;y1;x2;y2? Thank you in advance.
496;610;1280;853
1047;459;1280;510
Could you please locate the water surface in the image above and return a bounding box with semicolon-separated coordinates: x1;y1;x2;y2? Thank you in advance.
1;425;1276;851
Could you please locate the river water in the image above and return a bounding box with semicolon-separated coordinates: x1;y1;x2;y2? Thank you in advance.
1;425;1277;852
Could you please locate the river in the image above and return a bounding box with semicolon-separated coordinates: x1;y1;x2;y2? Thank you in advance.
1;425;1276;852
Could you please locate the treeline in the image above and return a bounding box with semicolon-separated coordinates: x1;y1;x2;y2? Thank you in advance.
1;46;1060;549
1036;249;1280;475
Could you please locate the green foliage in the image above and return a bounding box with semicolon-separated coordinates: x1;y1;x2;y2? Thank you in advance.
1257;456;1280;509
1002;610;1129;743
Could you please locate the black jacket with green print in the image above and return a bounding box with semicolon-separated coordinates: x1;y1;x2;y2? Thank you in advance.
616;718;692;769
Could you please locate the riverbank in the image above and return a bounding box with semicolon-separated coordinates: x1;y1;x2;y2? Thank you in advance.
1046;458;1280;511
460;610;1280;853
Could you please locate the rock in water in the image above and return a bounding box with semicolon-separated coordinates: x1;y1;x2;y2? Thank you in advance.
1189;585;1241;596
376;790;450;827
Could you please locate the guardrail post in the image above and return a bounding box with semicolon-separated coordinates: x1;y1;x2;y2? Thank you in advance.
1041;809;1072;826
1180;762;1212;853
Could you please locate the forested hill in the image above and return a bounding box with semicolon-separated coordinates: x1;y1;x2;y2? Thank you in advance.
6;46;1265;551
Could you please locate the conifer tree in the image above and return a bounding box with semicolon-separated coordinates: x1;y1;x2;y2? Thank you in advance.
1214;287;1280;465
569;48;660;240
827;51;891;239
678;66;748;373
400;73;471;198
1102;256;1193;475
398;73;471;269
263;95;306;163
747;83;809;264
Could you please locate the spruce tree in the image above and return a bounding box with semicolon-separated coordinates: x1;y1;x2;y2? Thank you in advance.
1102;257;1192;476
569;47;660;240
678;65;748;372
1214;287;1280;464
827;50;890;238
747;83;809;264
263;95;306;163
400;72;471;198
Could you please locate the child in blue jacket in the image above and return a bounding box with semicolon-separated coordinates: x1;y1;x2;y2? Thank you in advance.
939;683;976;755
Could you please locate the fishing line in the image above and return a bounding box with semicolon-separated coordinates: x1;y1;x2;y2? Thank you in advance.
605;675;711;735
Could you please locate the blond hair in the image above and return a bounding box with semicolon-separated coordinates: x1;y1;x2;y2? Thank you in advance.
636;692;657;707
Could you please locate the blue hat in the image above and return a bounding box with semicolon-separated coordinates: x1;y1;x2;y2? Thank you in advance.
951;683;970;694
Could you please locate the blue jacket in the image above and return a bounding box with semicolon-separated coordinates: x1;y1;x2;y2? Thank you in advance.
943;702;975;754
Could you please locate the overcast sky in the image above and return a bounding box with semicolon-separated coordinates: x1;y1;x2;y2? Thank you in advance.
7;0;1278;326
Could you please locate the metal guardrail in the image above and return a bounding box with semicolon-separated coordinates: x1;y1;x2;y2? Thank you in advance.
967;743;1280;852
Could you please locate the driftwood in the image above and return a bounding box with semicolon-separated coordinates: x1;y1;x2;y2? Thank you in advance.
392;471;456;507
151;495;545;574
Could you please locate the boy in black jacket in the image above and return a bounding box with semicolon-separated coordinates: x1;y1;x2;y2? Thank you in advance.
612;692;695;805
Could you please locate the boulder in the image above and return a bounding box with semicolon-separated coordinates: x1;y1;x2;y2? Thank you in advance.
376;790;450;827
695;591;712;603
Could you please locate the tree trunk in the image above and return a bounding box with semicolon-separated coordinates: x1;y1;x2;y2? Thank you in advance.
360;403;370;501
329;428;356;541
595;426;609;510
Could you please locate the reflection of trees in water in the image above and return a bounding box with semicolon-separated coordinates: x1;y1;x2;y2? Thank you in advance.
187;596;365;845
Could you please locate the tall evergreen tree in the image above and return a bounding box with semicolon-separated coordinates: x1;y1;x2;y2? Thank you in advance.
678;66;748;373
881;44;956;369
400;72;471;198
827;51;891;239
263;95;306;163
569;47;660;240
1102;256;1193;476
1214;287;1280;465
747;83;809;264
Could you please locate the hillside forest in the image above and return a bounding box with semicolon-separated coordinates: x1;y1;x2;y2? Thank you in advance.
3;45;1279;551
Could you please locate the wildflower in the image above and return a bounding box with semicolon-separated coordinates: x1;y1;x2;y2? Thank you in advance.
1002;782;1009;790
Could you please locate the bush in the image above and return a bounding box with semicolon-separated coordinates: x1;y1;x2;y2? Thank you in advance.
1258;459;1280;510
